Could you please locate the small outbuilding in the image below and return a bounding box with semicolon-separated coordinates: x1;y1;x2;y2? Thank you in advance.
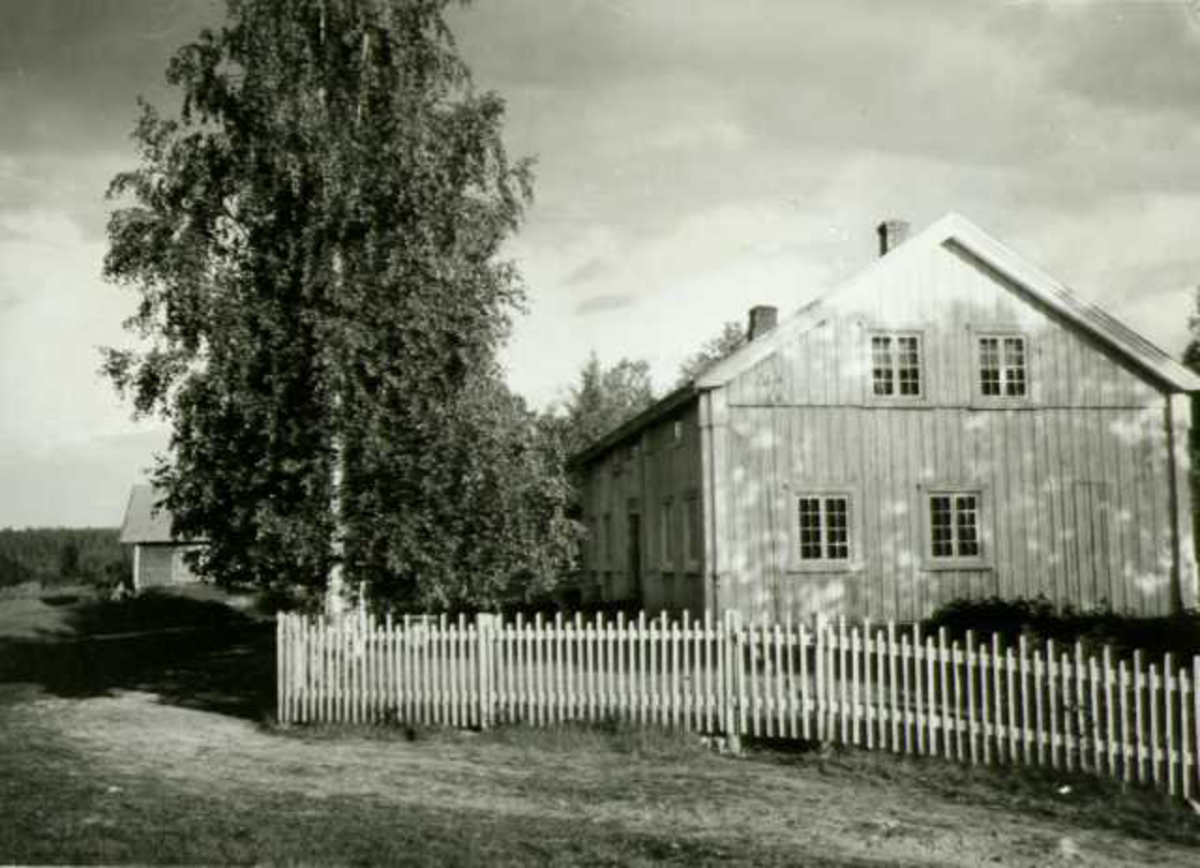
118;484;206;591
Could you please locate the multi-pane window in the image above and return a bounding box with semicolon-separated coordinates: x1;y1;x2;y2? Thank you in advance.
979;336;1027;397
685;494;702;564
929;494;981;559
797;495;851;562
871;334;922;397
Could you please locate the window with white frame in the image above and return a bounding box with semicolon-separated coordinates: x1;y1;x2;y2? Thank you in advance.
928;493;981;560
796;495;851;562
871;334;922;397
978;335;1027;397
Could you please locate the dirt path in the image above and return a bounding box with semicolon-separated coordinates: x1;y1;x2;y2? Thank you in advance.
4;686;1195;867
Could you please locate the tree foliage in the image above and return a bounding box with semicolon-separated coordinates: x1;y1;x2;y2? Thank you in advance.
0;529;127;589
103;0;572;610
676;319;747;387
547;353;657;459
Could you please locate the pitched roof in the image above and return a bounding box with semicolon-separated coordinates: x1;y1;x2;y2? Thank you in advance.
570;383;697;468
574;213;1200;467
119;484;192;545
698;213;1200;392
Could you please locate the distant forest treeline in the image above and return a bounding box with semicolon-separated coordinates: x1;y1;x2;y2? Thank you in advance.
0;528;128;588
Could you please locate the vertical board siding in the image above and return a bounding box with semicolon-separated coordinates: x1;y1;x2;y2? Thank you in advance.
578;400;708;614
713;238;1175;623
279;611;1200;801
722;403;1174;624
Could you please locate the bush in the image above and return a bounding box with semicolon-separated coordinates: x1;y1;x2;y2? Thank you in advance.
925;596;1200;661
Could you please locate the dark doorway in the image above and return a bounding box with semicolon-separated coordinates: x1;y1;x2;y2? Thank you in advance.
627;511;642;603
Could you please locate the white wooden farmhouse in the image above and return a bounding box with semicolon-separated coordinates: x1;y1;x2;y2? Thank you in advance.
574;214;1200;623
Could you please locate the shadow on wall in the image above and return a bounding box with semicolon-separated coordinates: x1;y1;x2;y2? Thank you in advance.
723;285;1181;622
0;590;276;721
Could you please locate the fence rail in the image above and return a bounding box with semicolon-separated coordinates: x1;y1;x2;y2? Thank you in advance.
277;610;1200;800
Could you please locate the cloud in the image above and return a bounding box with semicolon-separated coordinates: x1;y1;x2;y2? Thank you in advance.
573;293;637;316
563;257;614;287
0;0;220;156
989;2;1200;116
0;223;28;242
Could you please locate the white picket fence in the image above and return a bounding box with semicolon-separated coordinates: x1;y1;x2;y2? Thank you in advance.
277;610;1200;799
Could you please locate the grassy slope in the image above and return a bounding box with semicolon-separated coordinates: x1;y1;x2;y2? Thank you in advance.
1;686;1198;867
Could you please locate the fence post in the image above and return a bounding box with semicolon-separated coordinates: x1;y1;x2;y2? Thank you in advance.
724;610;743;753
476;613;495;730
276;614;287;725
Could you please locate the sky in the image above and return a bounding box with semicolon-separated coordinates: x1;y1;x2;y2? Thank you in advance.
1;0;1200;527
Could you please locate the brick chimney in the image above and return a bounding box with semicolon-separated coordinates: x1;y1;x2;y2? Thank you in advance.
877;219;910;257
747;305;778;341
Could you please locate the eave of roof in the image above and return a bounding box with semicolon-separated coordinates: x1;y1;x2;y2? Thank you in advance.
570;383;698;468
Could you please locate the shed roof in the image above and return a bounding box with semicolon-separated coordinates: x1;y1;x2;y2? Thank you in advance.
119;484;193;545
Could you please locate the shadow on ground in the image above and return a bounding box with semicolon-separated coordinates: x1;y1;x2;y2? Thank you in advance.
0;591;276;721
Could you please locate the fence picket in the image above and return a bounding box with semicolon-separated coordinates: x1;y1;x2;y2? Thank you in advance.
1133;650;1145;784
951;639;963;761
993;633;1003;763
1004;641;1017;764
937;628;950;759
925;634;937;757
815;618;827;742
1182;668;1194;799
1194;657;1200;797
1034;647;1046;766
888;623;899;753
1150;660;1161;789
868;619;878;749
784;615;797;740
1165;653;1176;796
901;632;913;755
1185;667;1195;801
1047;639;1060;770
799;622;811;741
1102;646;1115;778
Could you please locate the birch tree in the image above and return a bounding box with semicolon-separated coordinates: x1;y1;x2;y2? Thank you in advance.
103;0;573;610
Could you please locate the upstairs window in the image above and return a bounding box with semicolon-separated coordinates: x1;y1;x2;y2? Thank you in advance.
871;334;922;397
978;335;1027;397
797;495;851;562
929;493;980;560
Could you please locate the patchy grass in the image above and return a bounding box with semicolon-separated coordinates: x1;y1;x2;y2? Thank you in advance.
2;689;1199;866
741;738;1200;849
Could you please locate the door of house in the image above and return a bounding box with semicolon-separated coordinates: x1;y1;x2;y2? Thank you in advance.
627;511;642;603
1069;481;1112;609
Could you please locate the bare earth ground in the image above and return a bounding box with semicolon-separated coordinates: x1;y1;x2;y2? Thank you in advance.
1;591;1199;865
